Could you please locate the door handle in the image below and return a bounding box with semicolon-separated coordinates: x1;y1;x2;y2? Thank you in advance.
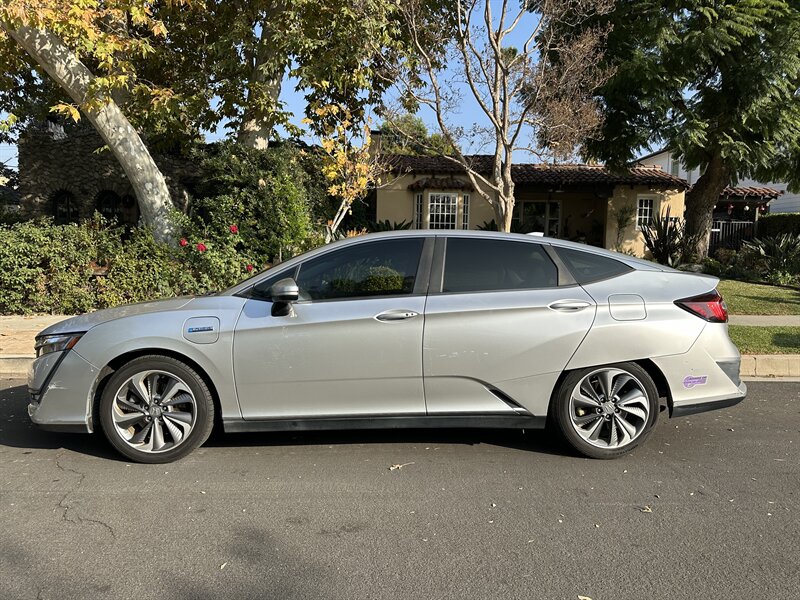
548;300;592;312
375;309;420;322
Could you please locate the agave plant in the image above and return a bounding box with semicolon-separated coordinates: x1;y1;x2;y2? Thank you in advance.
641;206;685;266
741;234;800;275
367;219;414;232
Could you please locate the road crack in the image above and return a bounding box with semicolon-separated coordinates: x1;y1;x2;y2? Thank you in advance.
55;452;117;541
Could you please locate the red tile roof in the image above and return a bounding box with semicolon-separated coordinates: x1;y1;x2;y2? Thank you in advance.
407;176;475;191
385;154;687;189
720;186;783;200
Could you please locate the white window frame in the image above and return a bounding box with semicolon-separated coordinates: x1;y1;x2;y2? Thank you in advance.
461;194;470;230
414;193;424;229
428;192;459;230
636;196;657;230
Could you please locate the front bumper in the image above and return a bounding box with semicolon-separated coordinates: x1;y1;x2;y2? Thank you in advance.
28;350;99;433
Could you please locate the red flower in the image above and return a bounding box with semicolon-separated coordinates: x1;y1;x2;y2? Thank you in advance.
196;243;207;253
229;224;239;234
246;264;254;273
179;238;188;247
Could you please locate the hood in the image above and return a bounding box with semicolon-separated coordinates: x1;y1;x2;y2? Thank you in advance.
38;297;195;337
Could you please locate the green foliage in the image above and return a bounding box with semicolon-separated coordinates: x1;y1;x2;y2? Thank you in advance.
183;142;321;263
379;114;454;156
583;1;800;182
641;208;686;266
367;219;413;232
740;234;800;283
758;213;800;238
0;216;258;315
361;266;404;293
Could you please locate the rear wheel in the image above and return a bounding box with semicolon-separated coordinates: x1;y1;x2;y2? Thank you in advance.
552;362;659;459
99;355;215;463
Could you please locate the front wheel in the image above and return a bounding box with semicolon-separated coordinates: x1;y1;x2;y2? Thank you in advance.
99;355;215;463
552;362;659;459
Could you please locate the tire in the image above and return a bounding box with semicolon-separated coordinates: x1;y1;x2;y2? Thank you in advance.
551;362;659;459
99;355;215;463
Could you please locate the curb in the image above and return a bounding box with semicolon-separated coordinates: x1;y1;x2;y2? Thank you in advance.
4;354;800;380
0;356;32;378
739;354;800;378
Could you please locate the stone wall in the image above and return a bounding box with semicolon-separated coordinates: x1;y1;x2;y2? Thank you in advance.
18;122;196;224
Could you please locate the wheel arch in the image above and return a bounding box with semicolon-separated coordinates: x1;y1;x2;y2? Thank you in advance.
91;348;224;433
547;358;673;422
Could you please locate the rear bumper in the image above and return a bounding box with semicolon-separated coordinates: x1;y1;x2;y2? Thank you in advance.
671;381;747;418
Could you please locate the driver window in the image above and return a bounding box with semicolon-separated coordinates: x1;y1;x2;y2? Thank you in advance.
296;238;424;301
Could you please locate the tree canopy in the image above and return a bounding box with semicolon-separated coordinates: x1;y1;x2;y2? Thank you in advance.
574;0;800;255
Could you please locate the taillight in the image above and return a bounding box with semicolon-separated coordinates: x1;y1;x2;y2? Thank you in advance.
674;290;728;323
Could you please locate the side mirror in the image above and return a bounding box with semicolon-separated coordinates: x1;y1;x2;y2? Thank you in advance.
270;278;300;303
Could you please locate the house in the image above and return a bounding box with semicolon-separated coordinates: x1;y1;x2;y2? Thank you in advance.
376;154;687;256
637;149;784;218
16;121;197;226
0;163;20;213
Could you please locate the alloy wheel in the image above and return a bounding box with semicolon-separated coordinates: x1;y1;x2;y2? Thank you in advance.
568;368;651;449
110;370;197;454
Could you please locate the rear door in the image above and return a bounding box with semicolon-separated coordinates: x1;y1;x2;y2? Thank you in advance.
422;236;596;416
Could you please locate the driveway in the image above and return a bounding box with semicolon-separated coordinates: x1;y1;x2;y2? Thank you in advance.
1;378;797;600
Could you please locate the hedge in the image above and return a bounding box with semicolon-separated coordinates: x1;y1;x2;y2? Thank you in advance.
758;213;800;237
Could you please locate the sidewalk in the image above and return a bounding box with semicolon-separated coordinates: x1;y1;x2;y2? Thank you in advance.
1;313;799;378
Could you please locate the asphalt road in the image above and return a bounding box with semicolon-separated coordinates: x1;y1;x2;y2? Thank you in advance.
1;379;798;600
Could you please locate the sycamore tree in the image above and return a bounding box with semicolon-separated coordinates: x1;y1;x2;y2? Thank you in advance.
0;1;177;240
570;0;800;257
0;1;444;242
390;0;614;231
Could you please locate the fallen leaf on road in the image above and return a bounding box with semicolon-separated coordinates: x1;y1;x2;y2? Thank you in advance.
578;595;593;600
220;562;228;570
389;462;415;471
640;505;653;513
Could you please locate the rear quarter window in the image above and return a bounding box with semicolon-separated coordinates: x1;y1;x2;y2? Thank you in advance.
554;247;632;284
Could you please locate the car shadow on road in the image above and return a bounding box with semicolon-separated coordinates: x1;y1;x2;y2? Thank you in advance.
0;381;576;460
0;381;120;460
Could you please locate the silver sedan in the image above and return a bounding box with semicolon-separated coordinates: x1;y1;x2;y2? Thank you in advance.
28;231;746;463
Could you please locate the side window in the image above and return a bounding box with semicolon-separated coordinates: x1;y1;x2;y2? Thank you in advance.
442;238;558;293
296;238;424;301
554;247;632;284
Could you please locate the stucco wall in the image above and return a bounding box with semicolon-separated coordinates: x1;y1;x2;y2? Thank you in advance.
376;172;685;255
606;186;686;256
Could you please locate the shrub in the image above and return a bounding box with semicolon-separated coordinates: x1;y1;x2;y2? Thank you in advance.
185;142;320;263
758;213;800;238
641;208;685;266
0;216;260;315
739;234;800;280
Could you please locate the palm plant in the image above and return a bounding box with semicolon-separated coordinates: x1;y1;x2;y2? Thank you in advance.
641;207;685;266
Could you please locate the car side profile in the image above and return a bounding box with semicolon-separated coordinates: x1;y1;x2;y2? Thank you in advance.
27;231;746;463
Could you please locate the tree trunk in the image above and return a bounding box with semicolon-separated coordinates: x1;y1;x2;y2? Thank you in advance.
3;25;175;242
683;150;731;259
237;17;285;149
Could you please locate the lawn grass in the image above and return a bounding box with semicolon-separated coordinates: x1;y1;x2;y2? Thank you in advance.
716;279;800;315
728;325;800;354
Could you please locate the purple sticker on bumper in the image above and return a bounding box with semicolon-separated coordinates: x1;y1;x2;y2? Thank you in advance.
683;375;708;389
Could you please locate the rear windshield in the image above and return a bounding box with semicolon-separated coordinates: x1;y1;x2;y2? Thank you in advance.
554;247;632;284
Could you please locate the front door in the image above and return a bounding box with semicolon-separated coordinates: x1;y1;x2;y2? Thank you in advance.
233;237;431;420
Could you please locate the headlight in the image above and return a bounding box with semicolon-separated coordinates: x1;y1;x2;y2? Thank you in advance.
34;333;83;358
